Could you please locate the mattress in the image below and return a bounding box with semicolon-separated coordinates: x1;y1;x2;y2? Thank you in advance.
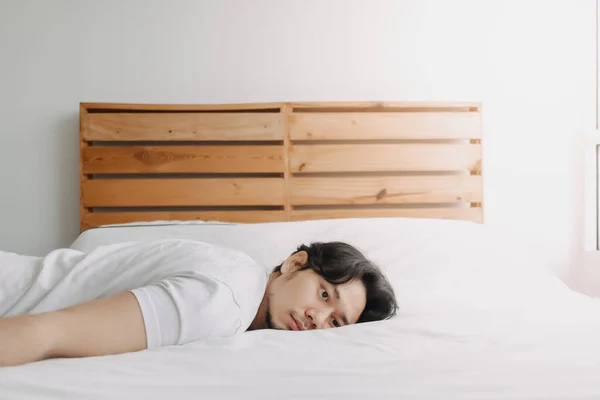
2;218;600;399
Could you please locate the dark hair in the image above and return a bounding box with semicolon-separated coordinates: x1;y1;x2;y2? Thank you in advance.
272;241;398;323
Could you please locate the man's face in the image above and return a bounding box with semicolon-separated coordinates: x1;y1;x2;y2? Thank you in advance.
265;251;367;331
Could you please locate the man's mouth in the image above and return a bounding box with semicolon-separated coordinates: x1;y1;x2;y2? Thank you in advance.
290;315;303;331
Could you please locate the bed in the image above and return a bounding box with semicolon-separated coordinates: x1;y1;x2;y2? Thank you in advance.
2;102;600;399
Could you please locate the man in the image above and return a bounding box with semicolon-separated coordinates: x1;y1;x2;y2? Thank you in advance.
0;239;397;367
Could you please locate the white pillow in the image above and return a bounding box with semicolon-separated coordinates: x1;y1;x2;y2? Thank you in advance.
72;217;582;318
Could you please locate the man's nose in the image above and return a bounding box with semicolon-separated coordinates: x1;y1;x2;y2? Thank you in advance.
306;307;333;330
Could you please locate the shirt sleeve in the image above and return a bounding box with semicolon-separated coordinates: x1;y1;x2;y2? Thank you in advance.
130;273;242;349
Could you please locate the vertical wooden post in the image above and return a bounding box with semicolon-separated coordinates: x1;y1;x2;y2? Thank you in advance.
470;102;483;223
79;103;90;232
281;104;292;220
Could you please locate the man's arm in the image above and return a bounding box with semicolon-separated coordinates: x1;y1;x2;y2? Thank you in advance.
0;292;147;367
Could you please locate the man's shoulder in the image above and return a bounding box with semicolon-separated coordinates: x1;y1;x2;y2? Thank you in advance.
166;239;267;333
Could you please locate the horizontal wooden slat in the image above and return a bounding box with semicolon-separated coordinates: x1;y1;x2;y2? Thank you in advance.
81;102;284;111
82;178;284;207
81;210;286;230
82;113;283;141
290;101;481;110
291;101;481;113
290;112;481;140
81;101;481;112
290;176;482;205
291;207;482;223
82;146;284;174
290;144;481;173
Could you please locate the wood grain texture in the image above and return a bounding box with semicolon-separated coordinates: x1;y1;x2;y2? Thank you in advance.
82;178;285;207
81;210;286;230
82;146;284;174
290;176;482;205
82;113;283;141
291;207;482;222
289;112;481;140
290;144;482;173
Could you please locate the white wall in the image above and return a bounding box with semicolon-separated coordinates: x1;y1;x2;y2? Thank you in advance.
0;0;594;288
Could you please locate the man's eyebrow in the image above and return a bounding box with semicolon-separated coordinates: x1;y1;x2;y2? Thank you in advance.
333;286;350;326
334;286;341;300
340;314;349;326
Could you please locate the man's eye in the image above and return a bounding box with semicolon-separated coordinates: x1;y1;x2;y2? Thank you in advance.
321;289;329;300
332;318;340;327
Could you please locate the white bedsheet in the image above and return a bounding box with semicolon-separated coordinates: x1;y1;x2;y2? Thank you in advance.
1;299;599;399
2;218;600;399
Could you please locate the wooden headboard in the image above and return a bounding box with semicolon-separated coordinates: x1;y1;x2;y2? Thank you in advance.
79;102;483;231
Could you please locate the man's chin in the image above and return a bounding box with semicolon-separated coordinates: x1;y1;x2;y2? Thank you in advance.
265;310;287;330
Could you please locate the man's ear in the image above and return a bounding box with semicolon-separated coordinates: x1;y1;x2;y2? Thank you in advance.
280;251;308;274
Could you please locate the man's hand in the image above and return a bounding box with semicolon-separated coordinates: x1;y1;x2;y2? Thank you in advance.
0;292;147;367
